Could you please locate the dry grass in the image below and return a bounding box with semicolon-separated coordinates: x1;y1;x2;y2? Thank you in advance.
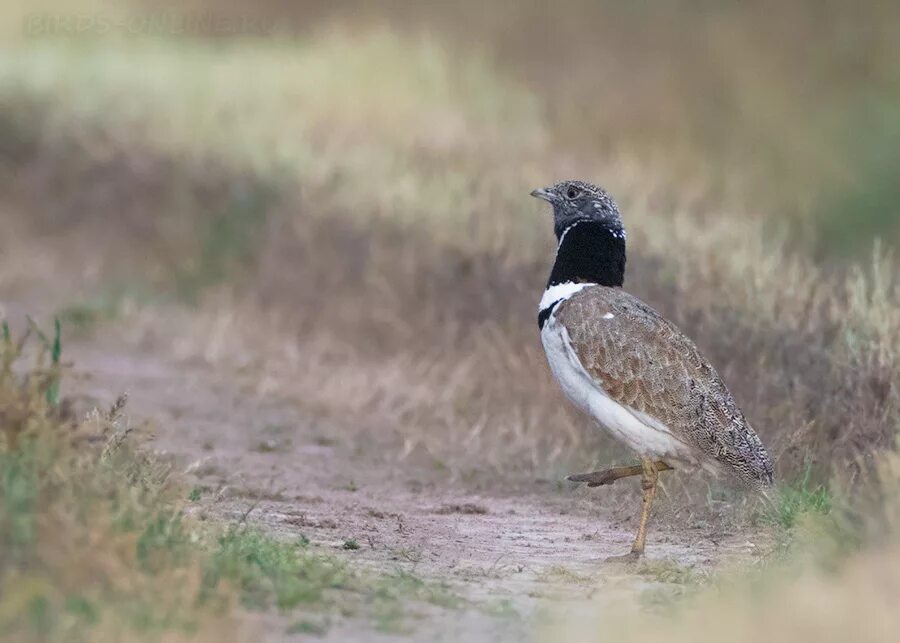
1;14;898;494
0;323;233;640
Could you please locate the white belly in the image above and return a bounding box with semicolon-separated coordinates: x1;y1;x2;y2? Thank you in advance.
541;314;694;462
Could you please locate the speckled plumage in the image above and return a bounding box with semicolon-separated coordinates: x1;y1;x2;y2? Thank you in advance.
555;286;774;489
532;179;774;493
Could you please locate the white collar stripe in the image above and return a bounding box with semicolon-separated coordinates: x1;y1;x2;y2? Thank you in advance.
539;281;595;312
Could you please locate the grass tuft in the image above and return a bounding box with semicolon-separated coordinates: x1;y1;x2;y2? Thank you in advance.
766;465;833;530
204;527;349;611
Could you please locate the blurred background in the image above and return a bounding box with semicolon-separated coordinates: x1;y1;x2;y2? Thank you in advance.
2;0;899;484
2;1;900;640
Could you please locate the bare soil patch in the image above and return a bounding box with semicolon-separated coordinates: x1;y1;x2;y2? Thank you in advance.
47;321;766;641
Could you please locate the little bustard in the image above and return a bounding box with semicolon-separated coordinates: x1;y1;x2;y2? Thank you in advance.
533;180;774;559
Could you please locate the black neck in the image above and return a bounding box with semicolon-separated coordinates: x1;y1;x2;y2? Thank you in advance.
547;220;626;288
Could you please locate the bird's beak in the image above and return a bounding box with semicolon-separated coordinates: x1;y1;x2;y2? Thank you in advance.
530;187;554;203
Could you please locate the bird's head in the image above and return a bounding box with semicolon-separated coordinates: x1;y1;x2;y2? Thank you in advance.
530;180;623;240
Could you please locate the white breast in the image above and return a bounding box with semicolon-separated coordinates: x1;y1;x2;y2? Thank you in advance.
540;312;694;462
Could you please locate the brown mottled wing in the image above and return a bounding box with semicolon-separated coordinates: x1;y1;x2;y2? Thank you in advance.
555;286;773;488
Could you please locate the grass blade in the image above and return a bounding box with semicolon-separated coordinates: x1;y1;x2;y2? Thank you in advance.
45;318;62;406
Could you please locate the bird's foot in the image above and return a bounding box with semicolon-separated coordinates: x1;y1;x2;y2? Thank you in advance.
566;469;629;487
567;461;672;488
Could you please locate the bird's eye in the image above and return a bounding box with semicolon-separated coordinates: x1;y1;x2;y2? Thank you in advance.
566;187;580;199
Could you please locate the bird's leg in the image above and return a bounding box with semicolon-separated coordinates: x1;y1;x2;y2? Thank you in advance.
567;460;671;487
629;459;660;556
605;459;660;562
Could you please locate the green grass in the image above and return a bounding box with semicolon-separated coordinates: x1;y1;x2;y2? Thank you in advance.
0;441;41;551
766;465;833;530
204;528;349;611
22;316;61;406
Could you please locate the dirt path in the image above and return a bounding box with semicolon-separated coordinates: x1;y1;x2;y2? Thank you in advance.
46;325;766;641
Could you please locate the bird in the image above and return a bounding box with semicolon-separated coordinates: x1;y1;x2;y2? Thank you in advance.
531;179;774;560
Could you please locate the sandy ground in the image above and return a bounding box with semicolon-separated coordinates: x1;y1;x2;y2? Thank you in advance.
38;323;767;642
